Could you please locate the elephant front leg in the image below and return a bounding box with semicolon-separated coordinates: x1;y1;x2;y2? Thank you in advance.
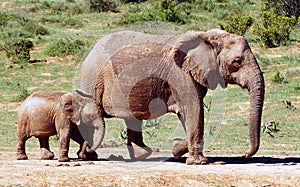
185;127;208;165
70;125;98;160
58;130;71;162
125;119;152;160
184;99;208;165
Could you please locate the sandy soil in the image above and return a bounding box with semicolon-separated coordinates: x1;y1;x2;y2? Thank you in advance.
0;146;299;187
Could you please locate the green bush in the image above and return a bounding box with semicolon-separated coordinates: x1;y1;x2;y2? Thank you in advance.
0;11;10;28
262;0;299;18
195;0;215;12
45;38;88;57
3;38;33;64
89;0;118;13
219;15;253;36
11;85;31;102
271;70;285;83
18;17;49;36
118;0;192;25
158;0;186;24
119;11;155;25
254;9;297;48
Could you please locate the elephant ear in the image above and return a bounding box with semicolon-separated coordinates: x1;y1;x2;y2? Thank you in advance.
60;93;83;125
170;31;221;89
197;29;231;88
197;29;229;56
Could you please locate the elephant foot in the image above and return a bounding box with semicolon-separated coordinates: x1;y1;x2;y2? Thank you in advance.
58;156;70;162
17;153;28;160
186;155;208;165
77;141;98;160
172;138;188;158
40;148;55;160
128;142;152;160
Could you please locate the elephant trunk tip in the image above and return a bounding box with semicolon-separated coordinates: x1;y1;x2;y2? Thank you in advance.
244;144;259;158
86;146;96;153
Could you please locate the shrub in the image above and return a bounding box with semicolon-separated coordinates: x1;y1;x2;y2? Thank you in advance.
262;121;280;138
50;2;68;15
120;0;146;3
158;0;186;24
118;0;192;25
254;9;297;48
195;0;215;12
89;0;118;13
11;86;31;102
3;38;33;64
45;38;88;57
219;14;253;36
118;11;155;25
18;17;49;36
0;11;9;28
262;0;299;18
271;70;285;83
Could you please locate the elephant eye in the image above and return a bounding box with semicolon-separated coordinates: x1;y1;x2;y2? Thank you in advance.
89;114;96;120
232;58;242;67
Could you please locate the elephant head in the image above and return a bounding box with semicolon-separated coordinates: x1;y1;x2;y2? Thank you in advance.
172;29;265;158
60;90;105;152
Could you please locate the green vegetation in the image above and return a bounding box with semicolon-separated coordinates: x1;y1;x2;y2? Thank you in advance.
0;0;299;157
45;38;89;57
271;70;285;83
89;0;119;13
262;121;280;138
3;37;33;64
219;15;253;36
254;9;297;47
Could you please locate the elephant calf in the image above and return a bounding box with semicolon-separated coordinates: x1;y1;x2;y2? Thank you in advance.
17;90;105;162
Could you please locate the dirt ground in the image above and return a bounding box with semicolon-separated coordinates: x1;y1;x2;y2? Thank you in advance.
0;146;299;187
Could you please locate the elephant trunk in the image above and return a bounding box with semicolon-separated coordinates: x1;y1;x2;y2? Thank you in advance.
86;120;105;153
245;66;265;158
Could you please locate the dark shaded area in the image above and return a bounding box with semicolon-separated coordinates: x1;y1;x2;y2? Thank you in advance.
96;155;300;165
167;156;300;165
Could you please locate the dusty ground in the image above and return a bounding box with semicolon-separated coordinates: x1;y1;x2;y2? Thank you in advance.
0;146;299;187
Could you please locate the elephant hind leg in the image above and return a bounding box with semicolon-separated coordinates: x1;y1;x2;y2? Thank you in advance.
17;136;29;160
38;137;54;160
125;119;152;160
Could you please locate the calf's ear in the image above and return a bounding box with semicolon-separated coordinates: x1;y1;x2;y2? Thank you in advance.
60;93;81;125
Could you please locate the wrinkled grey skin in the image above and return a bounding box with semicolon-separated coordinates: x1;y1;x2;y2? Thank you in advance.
80;29;264;165
17;90;105;162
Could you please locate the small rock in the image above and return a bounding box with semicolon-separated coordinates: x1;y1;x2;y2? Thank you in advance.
56;163;70;167
107;154;124;161
212;161;226;165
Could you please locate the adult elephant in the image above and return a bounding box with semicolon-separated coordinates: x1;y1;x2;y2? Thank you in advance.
79;29;265;165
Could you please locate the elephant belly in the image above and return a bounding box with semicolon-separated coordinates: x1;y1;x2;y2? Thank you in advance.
103;78;171;120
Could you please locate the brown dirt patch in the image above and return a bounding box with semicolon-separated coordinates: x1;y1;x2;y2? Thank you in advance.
1;146;299;186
